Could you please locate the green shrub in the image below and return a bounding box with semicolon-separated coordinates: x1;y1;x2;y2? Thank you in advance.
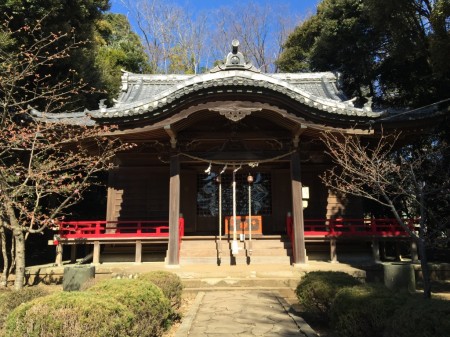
384;298;450;337
137;271;183;309
0;287;50;328
87;278;172;337
295;271;360;317
330;284;409;337
3;291;133;337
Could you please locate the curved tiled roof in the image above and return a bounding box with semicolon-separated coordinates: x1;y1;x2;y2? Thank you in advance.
30;41;448;129
90;70;382;121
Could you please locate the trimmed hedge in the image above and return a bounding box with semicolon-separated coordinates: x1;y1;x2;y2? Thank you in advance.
137;271;183;309
3;291;133;337
295;271;360;317
385;298;450;337
87;278;172;337
0;287;50;328
330;284;409;337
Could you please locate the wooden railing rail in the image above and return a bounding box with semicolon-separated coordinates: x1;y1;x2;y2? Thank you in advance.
58;220;174;239
286;217;418;242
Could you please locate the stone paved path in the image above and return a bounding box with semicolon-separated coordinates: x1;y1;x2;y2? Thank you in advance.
175;290;316;337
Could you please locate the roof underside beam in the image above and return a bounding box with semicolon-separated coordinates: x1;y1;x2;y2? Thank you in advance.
164;125;177;149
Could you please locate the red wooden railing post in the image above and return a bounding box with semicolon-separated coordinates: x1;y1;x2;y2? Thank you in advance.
329;219;335;236
371;218;377;234
286;212;293;237
137;222;142;235
178;216;185;238
95;222;101;235
286;212;294;253
178;216;185;259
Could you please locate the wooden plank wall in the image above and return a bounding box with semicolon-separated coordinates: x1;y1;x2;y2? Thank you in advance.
107;167;170;221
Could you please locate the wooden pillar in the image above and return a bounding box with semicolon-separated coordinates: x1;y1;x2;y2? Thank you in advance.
93;241;100;264
330;238;337;263
167;154;180;266
291;152;307;265
55;244;63;266
135;240;142;264
70;245;77;263
372;239;380;262
411;239;419;262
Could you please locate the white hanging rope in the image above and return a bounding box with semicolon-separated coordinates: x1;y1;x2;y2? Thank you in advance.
180;150;296;167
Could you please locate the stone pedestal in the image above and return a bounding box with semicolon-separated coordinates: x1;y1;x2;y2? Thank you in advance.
383;263;415;292
63;265;95;291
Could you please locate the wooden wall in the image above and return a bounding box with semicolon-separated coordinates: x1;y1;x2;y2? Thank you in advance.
106;167;170;221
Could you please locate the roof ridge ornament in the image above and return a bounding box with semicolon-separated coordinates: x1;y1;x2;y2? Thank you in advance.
210;40;261;73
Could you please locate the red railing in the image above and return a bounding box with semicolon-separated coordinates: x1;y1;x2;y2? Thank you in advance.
286;217;417;243
59;219;185;239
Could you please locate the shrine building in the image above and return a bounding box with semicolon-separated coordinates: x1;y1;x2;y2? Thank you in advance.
35;41;449;266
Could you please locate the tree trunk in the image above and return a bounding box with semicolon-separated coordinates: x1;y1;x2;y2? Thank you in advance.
13;229;26;290
0;224;8;287
417;237;431;298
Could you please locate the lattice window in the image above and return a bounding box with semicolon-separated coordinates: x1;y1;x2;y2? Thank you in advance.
197;172;272;216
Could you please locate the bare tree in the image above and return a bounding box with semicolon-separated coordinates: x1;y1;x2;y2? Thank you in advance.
213;1;297;72
121;0;297;73
123;0;208;74
0;19;131;289
321;130;450;299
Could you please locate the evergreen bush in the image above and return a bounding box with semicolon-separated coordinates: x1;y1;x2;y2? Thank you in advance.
330;284;409;337
295;271;360;317
384;297;450;337
0;287;50;328
137;271;183;309
87;278;172;337
3;291;133;337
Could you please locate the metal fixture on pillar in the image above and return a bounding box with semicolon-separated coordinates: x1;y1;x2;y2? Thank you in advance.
247;173;253;255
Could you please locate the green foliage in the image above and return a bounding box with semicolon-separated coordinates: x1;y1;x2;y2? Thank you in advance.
3;291;133;337
278;0;377;106
278;0;450;108
385;297;450;337
87;278;173;337
0;0;110;110
295;271;360;317
94;13;151;103
137;271;184;309
330;284;409;337
0;287;50;328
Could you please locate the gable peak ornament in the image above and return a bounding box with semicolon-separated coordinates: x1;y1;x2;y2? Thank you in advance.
209;104;262;122
210;40;260;73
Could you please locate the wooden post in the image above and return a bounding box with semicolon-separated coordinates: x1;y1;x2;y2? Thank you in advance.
70;245;77;263
167;154;180;266
135;240;142;264
330;238;337;263
291;152;307;265
55;244;63;266
410;240;419;262
372;239;380;262
93;241;100;264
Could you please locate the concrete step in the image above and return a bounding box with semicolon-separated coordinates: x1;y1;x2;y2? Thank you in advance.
179;255;292;265
181;277;299;291
179;237;293;264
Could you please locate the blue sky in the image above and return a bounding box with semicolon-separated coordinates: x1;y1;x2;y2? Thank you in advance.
108;0;321;72
110;0;320;21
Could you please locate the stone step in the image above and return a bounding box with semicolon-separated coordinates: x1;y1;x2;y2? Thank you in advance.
180;248;291;257
181;239;291;249
180;237;292;264
179;255;292;265
181;277;299;290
